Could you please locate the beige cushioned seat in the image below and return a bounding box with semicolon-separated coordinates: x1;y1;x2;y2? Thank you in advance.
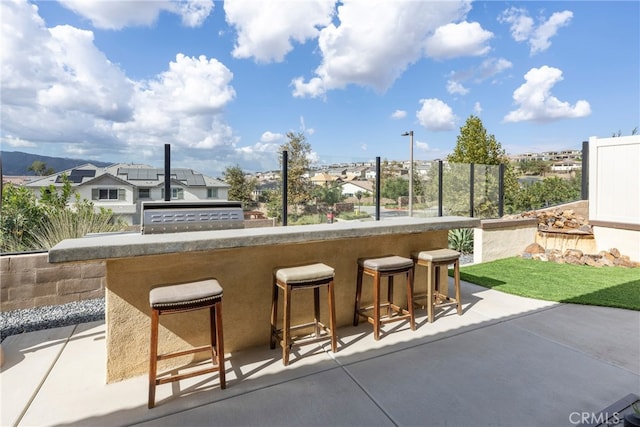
412;249;460;263
359;255;415;272
150;279;223;309
274;263;334;285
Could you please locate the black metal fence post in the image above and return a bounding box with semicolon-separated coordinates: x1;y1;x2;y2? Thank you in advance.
282;150;288;226
438;160;443;217
375;156;381;221
164;144;171;201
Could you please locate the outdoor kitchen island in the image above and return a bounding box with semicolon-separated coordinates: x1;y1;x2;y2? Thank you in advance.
49;216;480;382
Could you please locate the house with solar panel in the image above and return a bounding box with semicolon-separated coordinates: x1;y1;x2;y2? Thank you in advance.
25;163;231;225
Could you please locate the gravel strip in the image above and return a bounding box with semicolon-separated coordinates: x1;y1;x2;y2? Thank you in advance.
460;253;474;265
0;298;105;342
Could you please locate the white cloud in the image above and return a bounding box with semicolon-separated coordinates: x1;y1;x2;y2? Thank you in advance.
1;1;238;167
1;0;134;152
260;131;285;143
140;54;235;116
446;57;512;96
476;58;513;82
391;110;407;119
415;140;430;152
224;0;334;63
114;54;236;151
41;25;134;121
499;7;572;55
447;80;469;95
530;11;573;54
58;0;213;30
174;0;215;27
416;99;457;131
504;66;591;123
292;0;473;98
2;135;36;148
498;7;533;42
473;102;483;115
424;21;493;59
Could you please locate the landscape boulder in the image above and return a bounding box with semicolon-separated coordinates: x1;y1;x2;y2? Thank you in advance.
520;246;639;268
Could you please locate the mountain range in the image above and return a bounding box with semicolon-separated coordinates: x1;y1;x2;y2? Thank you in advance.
1;151;112;176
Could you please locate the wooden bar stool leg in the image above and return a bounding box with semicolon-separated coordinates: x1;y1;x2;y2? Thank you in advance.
209;305;217;363
270;280;278;349
373;271;381;341
314;287;321;338
406;268;416;331
328;279;337;352
282;284;292;366
387;276;394;318
148;309;159;409
427;262;435;323
353;266;364;326
215;302;226;388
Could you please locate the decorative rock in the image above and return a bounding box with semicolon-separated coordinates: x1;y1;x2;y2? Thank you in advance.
564;249;584;258
522;246;638;268
524;243;546;254
583;255;603;267
564;254;583;265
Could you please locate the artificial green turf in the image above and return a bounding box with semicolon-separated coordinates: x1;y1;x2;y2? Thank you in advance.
455;257;640;311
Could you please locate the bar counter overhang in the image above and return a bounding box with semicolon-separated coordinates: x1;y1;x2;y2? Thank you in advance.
49;216;480;382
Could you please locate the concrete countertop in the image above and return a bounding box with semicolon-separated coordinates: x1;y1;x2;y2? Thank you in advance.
48;216;480;263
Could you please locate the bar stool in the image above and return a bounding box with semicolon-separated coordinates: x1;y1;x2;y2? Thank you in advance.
148;279;225;409
411;249;462;323
353;255;416;340
270;263;337;366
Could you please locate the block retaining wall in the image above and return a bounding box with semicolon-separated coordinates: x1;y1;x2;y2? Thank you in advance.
1;252;105;312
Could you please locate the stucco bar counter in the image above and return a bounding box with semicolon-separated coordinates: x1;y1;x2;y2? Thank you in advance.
49;216;479;383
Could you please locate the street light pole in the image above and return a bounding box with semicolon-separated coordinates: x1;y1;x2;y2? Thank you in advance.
401;131;414;217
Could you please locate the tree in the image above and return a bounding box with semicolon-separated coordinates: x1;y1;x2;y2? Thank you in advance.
447;115;520;215
519;159;550;176
28;161;55;176
448;115;508;165
312;183;345;209
1;183;45;251
39;174;74;211
381;176;408;201
223;164;257;206
279;131;313;210
511;176;581;212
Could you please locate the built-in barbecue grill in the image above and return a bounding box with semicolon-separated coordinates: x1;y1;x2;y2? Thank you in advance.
141;201;244;234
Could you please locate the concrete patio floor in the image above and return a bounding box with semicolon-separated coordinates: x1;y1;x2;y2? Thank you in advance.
1;280;639;427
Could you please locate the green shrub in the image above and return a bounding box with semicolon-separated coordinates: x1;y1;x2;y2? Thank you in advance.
32;199;128;250
448;228;473;254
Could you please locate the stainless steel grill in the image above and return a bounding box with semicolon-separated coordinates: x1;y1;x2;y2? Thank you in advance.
141;201;244;234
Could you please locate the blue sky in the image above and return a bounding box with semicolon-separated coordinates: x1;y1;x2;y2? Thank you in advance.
1;0;638;178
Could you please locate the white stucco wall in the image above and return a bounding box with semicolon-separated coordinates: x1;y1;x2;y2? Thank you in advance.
474;219;538;263
592;226;640;262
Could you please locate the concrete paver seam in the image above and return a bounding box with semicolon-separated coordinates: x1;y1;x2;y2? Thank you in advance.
15;324;79;427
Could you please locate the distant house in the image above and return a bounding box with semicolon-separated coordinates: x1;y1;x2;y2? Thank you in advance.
25;163;230;225
310;172;341;186
550;160;581;172
340;180;374;198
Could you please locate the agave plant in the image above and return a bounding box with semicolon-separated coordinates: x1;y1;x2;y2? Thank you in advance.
448;228;474;254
